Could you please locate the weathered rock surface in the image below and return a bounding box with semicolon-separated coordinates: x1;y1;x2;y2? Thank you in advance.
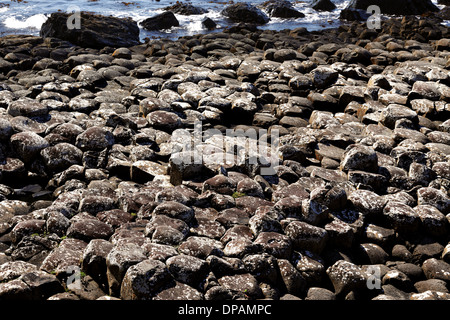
0;13;449;301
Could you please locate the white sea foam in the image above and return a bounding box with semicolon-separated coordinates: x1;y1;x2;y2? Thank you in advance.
4;14;48;30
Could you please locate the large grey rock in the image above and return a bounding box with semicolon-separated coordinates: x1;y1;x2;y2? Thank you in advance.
82;239;114;288
166;255;209;287
284;221;328;253
106;242;147;296
218;273;263;299
120;259;171;300
40;239;88;277
67;219;114;242
0;261;38;282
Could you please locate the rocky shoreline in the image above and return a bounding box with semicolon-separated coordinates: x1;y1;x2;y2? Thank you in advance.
0;13;449;301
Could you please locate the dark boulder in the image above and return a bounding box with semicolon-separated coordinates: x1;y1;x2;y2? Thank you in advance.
344;0;439;16
140;12;180;31
164;3;207;15
339;8;367;21
222;3;270;24
202;18;217;30
261;0;305;18
311;0;337;11
40;12;140;49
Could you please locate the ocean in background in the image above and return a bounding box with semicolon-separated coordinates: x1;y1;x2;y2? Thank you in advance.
0;0;447;41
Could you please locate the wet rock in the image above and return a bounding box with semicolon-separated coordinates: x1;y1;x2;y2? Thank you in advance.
141;12;180;31
344;0;439;16
41;12;140;49
311;0;337;11
164;2;207;15
261;0;305;18
222;3;270;24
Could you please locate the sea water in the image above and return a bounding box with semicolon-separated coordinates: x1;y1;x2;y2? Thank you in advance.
0;0;447;41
